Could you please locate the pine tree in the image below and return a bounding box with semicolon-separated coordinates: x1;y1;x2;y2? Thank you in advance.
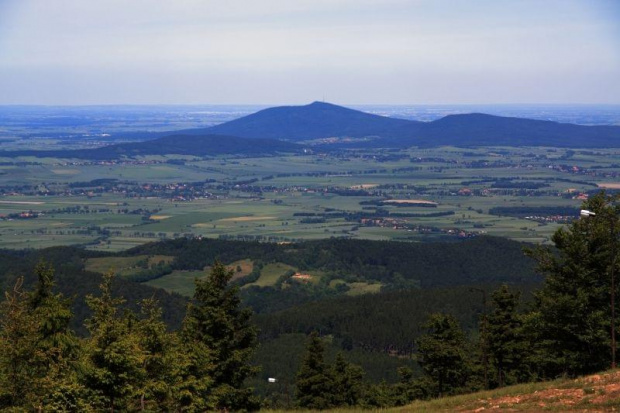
487;285;526;387
295;331;335;409
0;262;86;411
181;260;259;411
84;271;145;411
331;353;365;407
416;313;469;397
29;260;85;411
135;297;188;411
526;191;619;376
0;277;39;408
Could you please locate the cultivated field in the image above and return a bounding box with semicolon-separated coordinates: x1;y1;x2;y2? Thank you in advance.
0;146;618;250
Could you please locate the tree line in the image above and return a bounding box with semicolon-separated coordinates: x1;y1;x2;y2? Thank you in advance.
279;191;620;408
0;261;258;411
1;191;619;410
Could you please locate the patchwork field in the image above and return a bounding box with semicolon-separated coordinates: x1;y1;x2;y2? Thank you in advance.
0;146;617;250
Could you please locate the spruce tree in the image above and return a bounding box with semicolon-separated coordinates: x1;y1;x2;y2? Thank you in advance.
487;285;526;387
181;260;259;411
526;191;619;376
331;353;365;407
0;277;39;408
84;271;145;411
0;262;86;410
136;297;187;411
416;313;469;397
295;331;335;410
29;261;85;411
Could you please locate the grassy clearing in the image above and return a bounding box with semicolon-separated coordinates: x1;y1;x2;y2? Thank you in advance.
345;282;383;296
144;270;206;297
84;256;148;274
228;259;254;281
85;255;175;276
245;262;297;288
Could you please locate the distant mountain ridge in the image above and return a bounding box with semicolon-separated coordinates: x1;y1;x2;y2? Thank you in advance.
206;101;416;141
3;102;620;159
203;101;620;148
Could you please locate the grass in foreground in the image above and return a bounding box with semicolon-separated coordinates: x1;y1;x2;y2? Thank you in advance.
266;369;620;412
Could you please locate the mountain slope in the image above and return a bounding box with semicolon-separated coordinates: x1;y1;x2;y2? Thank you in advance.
206;101;416;141
196;102;620;148
417;113;620;147
387;369;620;412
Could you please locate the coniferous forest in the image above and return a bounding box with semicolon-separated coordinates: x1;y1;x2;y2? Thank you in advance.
1;191;620;411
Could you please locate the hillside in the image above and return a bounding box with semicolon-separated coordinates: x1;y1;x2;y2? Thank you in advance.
387;369;620;412
418;112;620;148
206;101;416;141
200;102;620;148
5;103;620;160
260;370;620;412
0;133;302;159
0;247;188;334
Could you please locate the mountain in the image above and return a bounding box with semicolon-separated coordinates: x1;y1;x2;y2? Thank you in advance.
189;102;620;148
0;134;302;159
416;113;620;147
206;101;415;141
6;103;620;159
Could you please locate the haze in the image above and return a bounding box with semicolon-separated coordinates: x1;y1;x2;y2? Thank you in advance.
0;0;618;105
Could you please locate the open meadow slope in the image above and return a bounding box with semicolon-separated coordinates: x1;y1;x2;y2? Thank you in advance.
389;369;620;412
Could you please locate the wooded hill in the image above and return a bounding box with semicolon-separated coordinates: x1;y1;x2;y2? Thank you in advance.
4;102;620;160
0;236;542;404
130;236;538;291
195;101;620;148
0;237;537;326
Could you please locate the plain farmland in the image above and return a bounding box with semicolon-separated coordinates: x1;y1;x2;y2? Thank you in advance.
0;145;617;250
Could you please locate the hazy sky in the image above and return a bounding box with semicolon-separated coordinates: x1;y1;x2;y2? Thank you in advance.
0;0;618;105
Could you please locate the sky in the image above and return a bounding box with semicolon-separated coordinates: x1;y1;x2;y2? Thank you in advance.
0;0;618;105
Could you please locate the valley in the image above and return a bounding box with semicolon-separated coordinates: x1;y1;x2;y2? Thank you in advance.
0;144;617;250
1;102;620;409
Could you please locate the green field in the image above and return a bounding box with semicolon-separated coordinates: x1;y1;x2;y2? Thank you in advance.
246;263;297;288
85;255;174;276
0;146;615;250
144;270;207;297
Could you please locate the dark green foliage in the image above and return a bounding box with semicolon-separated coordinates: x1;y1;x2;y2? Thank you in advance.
526;191;619;377
295;332;335;410
489;206;579;218
182;261;260;411
0;277;40;407
131;236;538;306
123;261;173;283
0;246;188;335
331;353;366;407
487;285;527;387
255;284;538;356
135;297;190;410
0;260;264;411
0;262;86;411
417;313;470;397
84;272;145;410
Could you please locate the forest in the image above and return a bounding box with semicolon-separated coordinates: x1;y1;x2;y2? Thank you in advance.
0;191;619;410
